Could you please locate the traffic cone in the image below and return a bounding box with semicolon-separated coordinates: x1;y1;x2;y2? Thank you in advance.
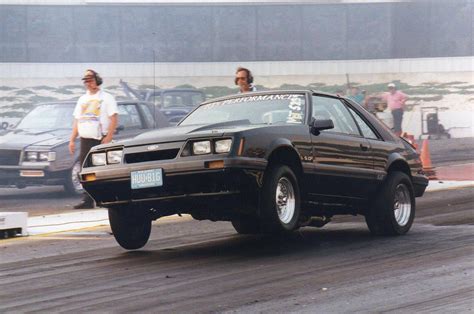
420;139;437;180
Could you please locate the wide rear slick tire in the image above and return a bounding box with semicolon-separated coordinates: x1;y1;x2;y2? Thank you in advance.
108;206;152;250
365;171;415;236
260;164;301;233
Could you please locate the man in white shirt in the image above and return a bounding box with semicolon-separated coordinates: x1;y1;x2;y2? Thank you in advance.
69;69;118;209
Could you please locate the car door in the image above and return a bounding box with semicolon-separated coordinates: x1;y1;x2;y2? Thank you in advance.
308;95;375;202
344;101;391;194
115;103;148;140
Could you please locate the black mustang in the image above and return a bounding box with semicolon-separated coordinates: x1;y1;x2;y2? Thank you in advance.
80;90;428;250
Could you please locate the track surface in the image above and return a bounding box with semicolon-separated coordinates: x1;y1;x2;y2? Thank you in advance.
1;187;472;313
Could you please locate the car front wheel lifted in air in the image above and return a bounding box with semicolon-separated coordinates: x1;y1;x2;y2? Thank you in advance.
260;164;301;233
108;206;152;250
365;171;415;236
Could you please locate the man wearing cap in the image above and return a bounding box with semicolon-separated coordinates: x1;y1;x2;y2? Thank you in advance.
69;69;118;209
382;83;408;137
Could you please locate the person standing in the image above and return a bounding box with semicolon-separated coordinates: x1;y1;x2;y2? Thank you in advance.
69;69;118;209
381;83;408;137
235;67;257;93
348;86;364;104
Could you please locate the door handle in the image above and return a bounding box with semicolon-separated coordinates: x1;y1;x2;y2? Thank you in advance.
360;144;369;151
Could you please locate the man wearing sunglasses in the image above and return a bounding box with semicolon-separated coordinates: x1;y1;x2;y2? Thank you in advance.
235;67;257;93
69;69;118;209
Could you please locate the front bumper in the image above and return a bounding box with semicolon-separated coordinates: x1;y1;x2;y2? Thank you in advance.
80;157;267;211
0;166;66;187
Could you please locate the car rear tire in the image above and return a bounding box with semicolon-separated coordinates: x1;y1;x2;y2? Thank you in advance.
365;171;415;236
231;215;261;234
260;164;301;233
108;206;151;250
63;160;83;196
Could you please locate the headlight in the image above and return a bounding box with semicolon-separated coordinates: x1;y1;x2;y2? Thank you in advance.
215;139;232;153
107;150;123;164
26;151;38;161
91;153;106;166
25;151;56;162
193;141;211;155
38;152;56;162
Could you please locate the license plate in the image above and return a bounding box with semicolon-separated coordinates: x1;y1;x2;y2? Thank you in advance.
131;168;163;190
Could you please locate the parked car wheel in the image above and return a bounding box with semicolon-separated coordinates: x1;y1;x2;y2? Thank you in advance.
260;164;301;233
365;171;415;236
63;160;83;196
108;206;151;250
231;215;261;234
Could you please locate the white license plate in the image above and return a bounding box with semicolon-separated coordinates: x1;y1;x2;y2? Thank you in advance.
131;168;163;189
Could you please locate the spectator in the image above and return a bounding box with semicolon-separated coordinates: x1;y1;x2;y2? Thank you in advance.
381;83;408;137
348;86;365;104
69;69;118;209
235;67;256;93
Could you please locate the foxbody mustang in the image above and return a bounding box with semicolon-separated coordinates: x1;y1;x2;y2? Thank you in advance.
80;90;428;250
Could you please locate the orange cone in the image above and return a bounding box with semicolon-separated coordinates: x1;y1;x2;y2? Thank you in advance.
420;139;437;180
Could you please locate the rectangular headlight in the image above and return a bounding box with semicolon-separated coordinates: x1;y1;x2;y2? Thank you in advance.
193;141;211;155
107;150;123;164
38;152;56;162
215;139;232;153
26;151;38;161
91;153;106;166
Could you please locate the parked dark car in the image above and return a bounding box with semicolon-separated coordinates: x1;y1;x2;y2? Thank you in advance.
120;80;205;125
80;90;428;250
0;100;168;195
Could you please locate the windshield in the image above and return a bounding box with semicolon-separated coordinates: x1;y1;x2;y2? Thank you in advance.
180;93;306;126
16;104;74;130
150;91;205;108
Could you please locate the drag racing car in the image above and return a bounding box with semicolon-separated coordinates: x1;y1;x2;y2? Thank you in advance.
79;90;428;250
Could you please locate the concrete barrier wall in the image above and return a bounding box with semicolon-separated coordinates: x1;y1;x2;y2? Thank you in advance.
1;1;472;63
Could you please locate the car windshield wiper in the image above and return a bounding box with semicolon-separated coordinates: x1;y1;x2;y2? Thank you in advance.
188;119;251;132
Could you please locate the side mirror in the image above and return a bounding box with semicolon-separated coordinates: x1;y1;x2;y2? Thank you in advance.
0;122;8;130
115;125;125;134
310;118;334;135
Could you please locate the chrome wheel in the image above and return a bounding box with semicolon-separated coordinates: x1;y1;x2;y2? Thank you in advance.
71;161;83;194
394;183;411;226
275;177;296;224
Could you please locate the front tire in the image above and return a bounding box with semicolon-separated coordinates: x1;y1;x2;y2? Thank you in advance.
108;206;151;250
63;160;83;196
260;164;301;233
365;171;415;235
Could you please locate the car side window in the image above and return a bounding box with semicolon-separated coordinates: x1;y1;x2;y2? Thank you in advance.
139;104;155;128
118;104;142;129
346;106;379;140
312;96;360;136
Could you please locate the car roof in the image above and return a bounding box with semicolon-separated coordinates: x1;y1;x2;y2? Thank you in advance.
34;100;149;106
200;89;341;105
153;88;205;94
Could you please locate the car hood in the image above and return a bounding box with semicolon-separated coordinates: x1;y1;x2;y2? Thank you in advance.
0;128;70;150
116;121;264;147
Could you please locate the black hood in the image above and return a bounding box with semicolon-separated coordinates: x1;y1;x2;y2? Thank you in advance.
99;120;264;149
0;128;70;150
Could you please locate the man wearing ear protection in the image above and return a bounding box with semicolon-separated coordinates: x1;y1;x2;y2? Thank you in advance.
69;69;118;209
235;67;257;93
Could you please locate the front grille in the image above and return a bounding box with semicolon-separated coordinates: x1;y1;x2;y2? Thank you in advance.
0;149;21;166
125;149;180;164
